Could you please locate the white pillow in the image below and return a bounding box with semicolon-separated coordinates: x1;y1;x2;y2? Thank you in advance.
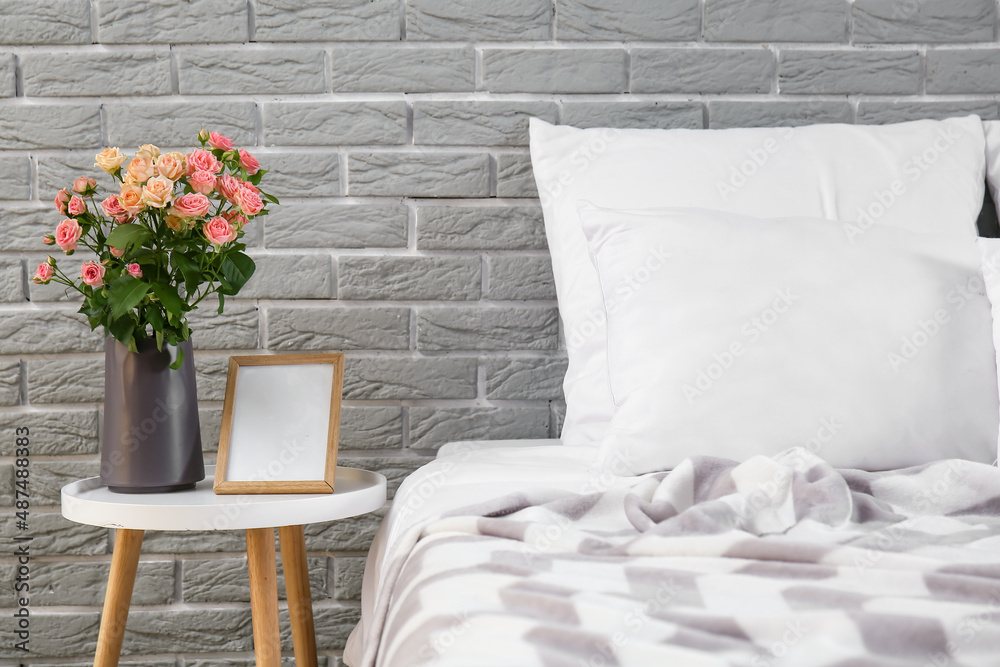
978;236;1000;464
985;120;1000;214
578;204;999;473
529;117;988;447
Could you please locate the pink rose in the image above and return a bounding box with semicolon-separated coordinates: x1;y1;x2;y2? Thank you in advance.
54;218;82;252
238;149;259;175
188;170;217;195
170;193;211;218
109;245;125;258
208;132;233;151
203;216;236;245
67;195;86;216
80;261;105;287
217;173;242;203
73;177;97;195
235;184;264;216
54;189;70;215
32;262;54;284
186;149;221;176
223;210;247;228
101;194;131;223
126;263;143;278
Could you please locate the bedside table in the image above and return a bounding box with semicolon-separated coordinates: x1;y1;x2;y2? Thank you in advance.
61;465;386;667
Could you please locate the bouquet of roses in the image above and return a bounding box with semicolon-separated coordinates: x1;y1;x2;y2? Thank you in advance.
34;129;275;368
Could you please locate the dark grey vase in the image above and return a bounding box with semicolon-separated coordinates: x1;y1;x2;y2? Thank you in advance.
100;337;205;493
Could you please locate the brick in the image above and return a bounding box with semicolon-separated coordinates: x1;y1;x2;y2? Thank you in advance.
0;408;98;456
342;357;477;400
413;101;558;147
0;610;99;658
496;152;539;198
142;528;246;553
857;100;1000;124
98;0;248;44
704;0;847;42
333;555;366;600
283;605;360;651
927;49;1000;94
0;255;22;302
22;51;172;97
200;405;223;452
304;507;385;551
417;206;546;250
485;356;567;400
417;307;559;351
482;48;627;94
26;560;174;606
559;101;704;130
195;353;232;402
632;48;774;94
339;256;481;300
486;255;555;300
36;152;119;200
0;105;101;149
0;0;90;45
264;101;407;146
0;309;101;354
779;49;921;95
178;48;326;95
265;306;409;350
349;152;490;197
407;0;550;40
853;0;995;43
0;155;30;200
0;205;51;252
338;455;429;497
258;152;340;198
27;356;102;403
330;46;474;93
182;556;327;602
557;0;700;40
241;252;334;299
0;360;19;406
187;301;259;350
409;406;551;450
0;512;106;556
339;406;403;449
708;100;853;129
105;101;257;149
34;660;175;667
0;52;13;97
32;460;99;504
119;608;254;654
551;401;566;438
264;202;408;249
256;0;400;41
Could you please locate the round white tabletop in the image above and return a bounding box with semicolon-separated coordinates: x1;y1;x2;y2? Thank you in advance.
61;465;387;531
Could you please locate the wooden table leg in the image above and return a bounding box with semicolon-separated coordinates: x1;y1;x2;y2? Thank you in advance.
94;528;143;667
246;527;282;667
279;525;318;667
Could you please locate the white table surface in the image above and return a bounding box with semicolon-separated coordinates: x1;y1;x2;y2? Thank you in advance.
61;465;387;531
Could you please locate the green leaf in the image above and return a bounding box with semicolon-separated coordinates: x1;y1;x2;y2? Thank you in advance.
145;305;165;332
172;251;202;293
169;345;185;370
263;193;279;205
107;315;135;346
149;282;184;322
155;329;164;351
109;276;151;319
217;291;225;314
106;223;151;252
220;252;255;294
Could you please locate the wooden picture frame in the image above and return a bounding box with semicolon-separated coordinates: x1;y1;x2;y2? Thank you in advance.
214;354;344;495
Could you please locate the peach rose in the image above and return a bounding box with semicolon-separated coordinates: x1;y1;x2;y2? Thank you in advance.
188;170;217;195
165;214;186;232
126;263;143;279
80;261;105;287
237;148;260;175
54;188;70;215
33;262;54;284
217;173;241;203
67;195;86;216
73;177;97;195
55;218;82;252
235;184;264;216
126;156;155;185
186;149;221;175
95;147;127;174
170;193;211;218
203;216;236;245
118;184;145;216
136;144;160;162
141;176;174;208
109;245;126;258
208;132;233;151
155;152;186;181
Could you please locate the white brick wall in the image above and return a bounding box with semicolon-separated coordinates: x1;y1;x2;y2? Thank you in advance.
0;0;998;663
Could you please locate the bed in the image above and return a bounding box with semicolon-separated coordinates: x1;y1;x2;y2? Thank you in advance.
345;117;1000;667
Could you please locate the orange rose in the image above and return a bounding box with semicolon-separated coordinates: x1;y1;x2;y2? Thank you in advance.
155;152;186;181
118;184;145;216
125;156;155;185
141;176;174;208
